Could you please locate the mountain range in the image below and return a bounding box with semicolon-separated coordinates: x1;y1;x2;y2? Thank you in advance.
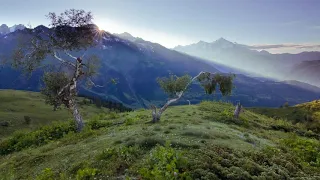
173;39;320;87
0;24;25;35
0;24;319;108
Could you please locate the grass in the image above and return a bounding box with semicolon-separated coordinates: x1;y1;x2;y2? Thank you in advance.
0;93;319;179
0;89;110;139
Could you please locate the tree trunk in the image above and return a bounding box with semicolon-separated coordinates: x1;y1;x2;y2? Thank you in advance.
151;105;160;123
69;98;84;132
234;103;242;119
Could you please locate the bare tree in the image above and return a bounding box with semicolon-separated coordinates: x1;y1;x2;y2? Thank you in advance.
151;71;235;122
11;9;102;132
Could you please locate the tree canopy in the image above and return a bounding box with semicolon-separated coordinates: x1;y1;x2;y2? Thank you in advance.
157;74;192;98
10;9;102;131
197;72;235;96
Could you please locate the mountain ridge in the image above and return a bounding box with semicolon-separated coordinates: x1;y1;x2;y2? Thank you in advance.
173;38;320;87
0;25;319;108
0;24;25;35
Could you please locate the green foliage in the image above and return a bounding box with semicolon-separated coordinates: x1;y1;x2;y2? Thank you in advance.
125;117;135;126
0;118;112;156
157;74;191;97
47;9;96;51
41;72;70;109
0;120;76;155
139;143;191;180
281;135;320;167
23;115;31;125
107;112;120;119
2;99;320;179
270;119;295;132
76;167;98;180
189;144;318;179
86;119;111;130
95;146;141;175
36;168;55;180
197;72;235;96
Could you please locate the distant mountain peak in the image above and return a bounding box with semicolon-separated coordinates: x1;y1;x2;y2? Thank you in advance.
0;24;25;35
114;32;137;42
213;37;233;44
119;32;134;37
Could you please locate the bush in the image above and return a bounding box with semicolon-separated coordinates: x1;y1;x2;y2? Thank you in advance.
138;142;191;180
87;119;111;130
0;120;76;155
188;144;319;179
0;121;9;127
24;115;32;125
95;146;141;175
281;135;320;167
76;167;98;180
107;112;119;119
36;168;55;180
125;117;135;126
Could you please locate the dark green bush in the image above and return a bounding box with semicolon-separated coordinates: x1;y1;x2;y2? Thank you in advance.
188;144;319;179
0;121;76;155
87;119;111;130
0;118;112;156
76;167;98;180
24;115;32;125
139;143;191;180
95;145;141;175
281;135;320;167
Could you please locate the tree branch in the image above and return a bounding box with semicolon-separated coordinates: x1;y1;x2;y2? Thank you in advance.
64;50;77;60
53;51;76;68
87;78;104;87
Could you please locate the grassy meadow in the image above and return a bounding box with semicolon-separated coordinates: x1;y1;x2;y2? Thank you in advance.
0;90;319;179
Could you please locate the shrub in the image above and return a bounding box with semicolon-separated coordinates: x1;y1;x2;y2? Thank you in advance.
107;111;119;119
36;168;55;180
188;144;320;179
0;121;76;155
76;167;98;180
95;146;141;175
0;121;9;127
281;135;320;167
139;142;191;180
138;137;165;149
24;116;32;125
87;119;111;130
125;117;135;126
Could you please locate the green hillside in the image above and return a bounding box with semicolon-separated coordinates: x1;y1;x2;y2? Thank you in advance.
250;100;320;133
0;91;319;179
0;90;110;139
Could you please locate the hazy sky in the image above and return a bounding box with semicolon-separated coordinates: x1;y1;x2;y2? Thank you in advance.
0;0;319;53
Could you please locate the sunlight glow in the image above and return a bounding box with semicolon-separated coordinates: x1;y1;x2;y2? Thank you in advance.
93;17;194;48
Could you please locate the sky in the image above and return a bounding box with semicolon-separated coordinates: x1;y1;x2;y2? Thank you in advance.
0;0;319;53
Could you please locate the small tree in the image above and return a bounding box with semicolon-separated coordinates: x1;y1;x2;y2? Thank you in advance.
151;71;235;122
11;9;102;132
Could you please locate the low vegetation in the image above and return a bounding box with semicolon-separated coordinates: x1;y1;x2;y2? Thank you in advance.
1;93;319;179
250;100;320;133
0;90;111;139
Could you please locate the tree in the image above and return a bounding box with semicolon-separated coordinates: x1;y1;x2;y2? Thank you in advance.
151;71;235;123
11;9;102;132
